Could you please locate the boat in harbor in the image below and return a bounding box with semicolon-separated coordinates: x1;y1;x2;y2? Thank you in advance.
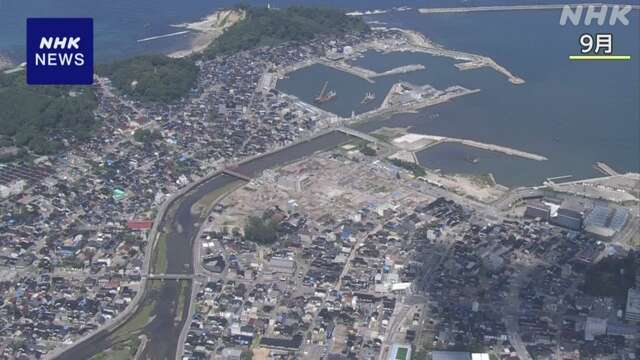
314;81;337;103
464;155;480;164
361;91;375;104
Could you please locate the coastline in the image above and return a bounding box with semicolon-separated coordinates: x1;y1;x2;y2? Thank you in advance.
0;53;14;72
167;9;245;58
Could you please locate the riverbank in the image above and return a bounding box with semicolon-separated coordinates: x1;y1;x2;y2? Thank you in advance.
168;8;245;58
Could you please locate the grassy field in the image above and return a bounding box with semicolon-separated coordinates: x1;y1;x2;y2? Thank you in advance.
152;229;169;274
108;299;155;344
395;347;408;360
175;279;190;322
90;337;141;360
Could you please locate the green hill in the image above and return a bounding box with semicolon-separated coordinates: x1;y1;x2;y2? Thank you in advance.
98;54;199;103
0;72;97;155
205;6;369;57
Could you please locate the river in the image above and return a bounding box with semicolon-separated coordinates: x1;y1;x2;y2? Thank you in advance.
55;131;352;359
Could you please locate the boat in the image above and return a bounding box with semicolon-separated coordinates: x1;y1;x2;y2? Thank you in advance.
361;92;375;104
314;81;337;103
464;155;479;164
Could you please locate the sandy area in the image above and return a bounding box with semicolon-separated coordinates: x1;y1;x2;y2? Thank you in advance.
393;133;442;151
168;9;245;58
388;150;417;164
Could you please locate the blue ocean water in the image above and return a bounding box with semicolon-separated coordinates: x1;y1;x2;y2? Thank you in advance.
2;0;638;62
366;9;640;186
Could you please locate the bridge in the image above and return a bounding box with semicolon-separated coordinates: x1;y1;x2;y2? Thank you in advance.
222;168;253;181
143;273;206;281
336;127;381;144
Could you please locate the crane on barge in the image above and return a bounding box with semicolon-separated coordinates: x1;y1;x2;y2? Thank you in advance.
314;81;336;103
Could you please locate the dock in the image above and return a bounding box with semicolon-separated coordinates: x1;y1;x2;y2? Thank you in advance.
392;133;548;161
316;58;376;82
369;64;426;78
315;59;426;82
594;161;620;176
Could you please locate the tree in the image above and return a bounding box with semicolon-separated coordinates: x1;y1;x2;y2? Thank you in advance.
0;71;97;154
205;6;369;57
389;158;426;177
99;54;199;103
133;128;161;144
244;215;279;244
359;145;376;156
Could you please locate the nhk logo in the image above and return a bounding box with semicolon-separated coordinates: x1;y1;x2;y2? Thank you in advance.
36;37;85;66
27;18;93;85
559;4;632;26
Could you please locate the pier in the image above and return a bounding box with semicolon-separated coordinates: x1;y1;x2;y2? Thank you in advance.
137;31;190;43
316;58;376;82
315;59;426;82
594;161;620;176
393;133;548;161
370;64;426;78
546;175;573;183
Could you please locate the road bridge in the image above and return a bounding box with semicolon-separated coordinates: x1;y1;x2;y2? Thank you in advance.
143;274;204;281
222;169;252;181
336;126;381;144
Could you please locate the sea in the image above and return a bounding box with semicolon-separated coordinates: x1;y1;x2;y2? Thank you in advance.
1;0;639;187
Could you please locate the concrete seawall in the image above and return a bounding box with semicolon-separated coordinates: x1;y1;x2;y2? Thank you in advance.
392;133;548;161
389;28;525;85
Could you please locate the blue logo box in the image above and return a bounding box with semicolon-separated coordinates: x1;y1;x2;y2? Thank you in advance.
27;18;93;85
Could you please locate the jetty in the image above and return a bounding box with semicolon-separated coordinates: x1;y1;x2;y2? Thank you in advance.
316;59;377;82
392;133;548;161
389;28;525;85
315;59;426;82
137;31;190;42
370;64;426;78
594;161;620;176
